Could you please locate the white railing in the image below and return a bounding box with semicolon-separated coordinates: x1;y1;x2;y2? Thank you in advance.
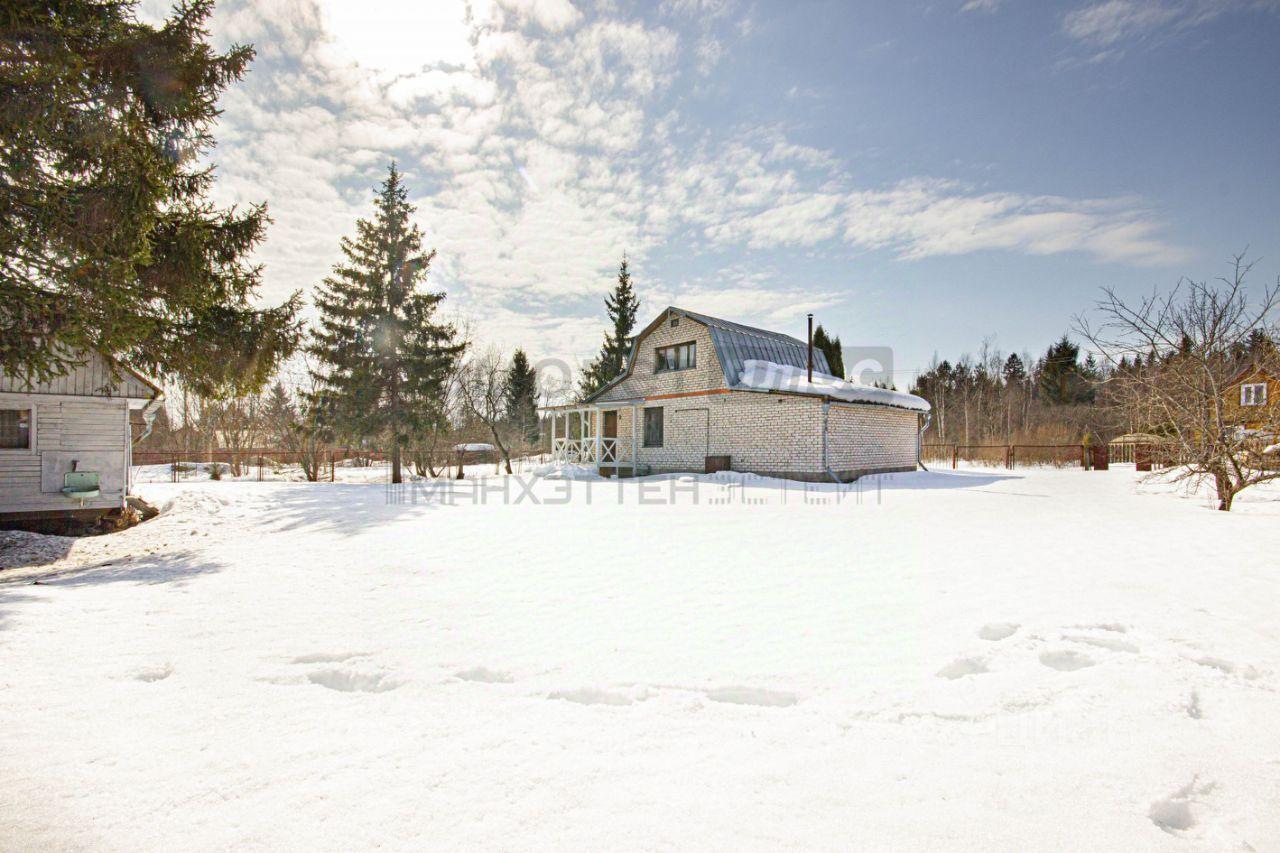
551;436;622;465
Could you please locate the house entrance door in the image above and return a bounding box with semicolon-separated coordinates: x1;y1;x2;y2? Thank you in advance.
603;411;618;462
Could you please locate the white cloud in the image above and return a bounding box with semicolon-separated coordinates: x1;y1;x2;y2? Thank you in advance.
191;0;1189;370
1061;0;1279;50
960;0;1004;12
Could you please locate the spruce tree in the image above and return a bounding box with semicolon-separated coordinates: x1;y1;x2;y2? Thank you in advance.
308;164;465;483
1;0;300;393
504;349;539;443
579;255;640;398
812;325;844;378
1037;336;1093;405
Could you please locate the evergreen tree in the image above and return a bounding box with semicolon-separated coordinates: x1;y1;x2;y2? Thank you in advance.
503;349;539;443
1002;353;1027;385
261;381;296;446
1036;335;1094;405
308;164;465;483
579;255;641;398
812;325;844;378
1;0;301;393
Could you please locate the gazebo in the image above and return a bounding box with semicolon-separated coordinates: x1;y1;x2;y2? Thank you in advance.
1108;433;1171;466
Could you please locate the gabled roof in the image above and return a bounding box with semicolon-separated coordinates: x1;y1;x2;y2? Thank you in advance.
584;306;831;402
0;349;162;401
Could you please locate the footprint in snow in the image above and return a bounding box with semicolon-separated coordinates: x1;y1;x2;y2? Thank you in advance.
1149;778;1214;834
455;667;514;684
937;656;990;679
134;663;173;682
307;668;402;693
1064;634;1140;654
977;622;1019;641
1039;650;1096;671
548;687;636;706
705;686;799;707
291;651;370;665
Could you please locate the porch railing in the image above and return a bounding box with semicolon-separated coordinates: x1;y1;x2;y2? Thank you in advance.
551;436;621;465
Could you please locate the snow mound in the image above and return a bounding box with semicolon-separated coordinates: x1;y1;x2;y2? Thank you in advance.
529;462;601;480
160;491;233;519
737;360;931;412
453;443;495;452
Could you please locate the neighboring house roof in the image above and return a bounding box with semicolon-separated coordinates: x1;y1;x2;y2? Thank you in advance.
585;306;832;403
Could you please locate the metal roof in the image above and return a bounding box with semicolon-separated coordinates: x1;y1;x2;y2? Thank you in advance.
671;307;831;389
583;306;833;403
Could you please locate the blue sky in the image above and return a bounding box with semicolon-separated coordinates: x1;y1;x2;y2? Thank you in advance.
145;0;1280;382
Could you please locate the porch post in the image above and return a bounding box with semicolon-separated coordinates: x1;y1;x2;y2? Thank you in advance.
594;409;602;466
550;411;557;461
631;405;638;476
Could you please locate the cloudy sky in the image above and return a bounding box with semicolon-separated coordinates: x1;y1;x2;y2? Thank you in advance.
143;0;1279;380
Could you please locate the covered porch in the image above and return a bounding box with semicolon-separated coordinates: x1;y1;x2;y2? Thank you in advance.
541;402;644;476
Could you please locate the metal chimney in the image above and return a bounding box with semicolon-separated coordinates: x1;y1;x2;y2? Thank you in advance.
807;313;814;383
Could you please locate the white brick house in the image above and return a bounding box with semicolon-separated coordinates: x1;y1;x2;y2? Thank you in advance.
546;307;930;482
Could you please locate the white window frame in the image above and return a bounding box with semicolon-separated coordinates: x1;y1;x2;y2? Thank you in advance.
0;404;36;453
1240;382;1267;407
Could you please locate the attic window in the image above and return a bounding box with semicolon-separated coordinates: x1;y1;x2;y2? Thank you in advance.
670;317;680;328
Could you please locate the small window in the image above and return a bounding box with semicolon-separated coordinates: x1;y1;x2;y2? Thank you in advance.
643;407;664;447
655;341;695;373
0;408;32;450
670;317;680;328
1241;383;1267;406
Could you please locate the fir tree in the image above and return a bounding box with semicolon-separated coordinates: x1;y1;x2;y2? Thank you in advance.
812;325;844;378
503;349;539;443
308;164;465;483
579;255;641;398
261;381;296;446
1;0;301;393
1002;353;1027;385
1036;335;1094;405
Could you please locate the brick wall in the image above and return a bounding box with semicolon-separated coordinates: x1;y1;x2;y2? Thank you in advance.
824;403;920;475
609;392;919;478
595;316;725;402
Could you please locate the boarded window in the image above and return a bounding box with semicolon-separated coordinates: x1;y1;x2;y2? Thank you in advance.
655;341;695;373
643;407;663;447
0;408;31;449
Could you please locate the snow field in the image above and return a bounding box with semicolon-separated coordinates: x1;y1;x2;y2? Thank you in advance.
1;466;1278;850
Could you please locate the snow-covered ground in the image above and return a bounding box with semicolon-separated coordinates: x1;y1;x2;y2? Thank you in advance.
2;466;1278;850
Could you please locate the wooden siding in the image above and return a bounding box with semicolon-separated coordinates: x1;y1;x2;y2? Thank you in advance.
0;396;128;514
0;350;157;400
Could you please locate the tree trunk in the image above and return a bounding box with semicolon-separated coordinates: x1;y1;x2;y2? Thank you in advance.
1214;471;1234;511
390;441;402;484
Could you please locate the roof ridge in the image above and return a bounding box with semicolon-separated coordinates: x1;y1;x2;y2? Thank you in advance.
670;306;807;347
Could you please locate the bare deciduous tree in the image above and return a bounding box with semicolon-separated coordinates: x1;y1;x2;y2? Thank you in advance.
459;349;516;475
1076;253;1280;511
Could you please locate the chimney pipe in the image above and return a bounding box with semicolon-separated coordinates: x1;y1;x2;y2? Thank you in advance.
807;313;814;383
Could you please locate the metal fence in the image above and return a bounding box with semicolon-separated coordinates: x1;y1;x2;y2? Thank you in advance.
922;443;1088;469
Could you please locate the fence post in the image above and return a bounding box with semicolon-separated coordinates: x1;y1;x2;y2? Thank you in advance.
952;445;958;470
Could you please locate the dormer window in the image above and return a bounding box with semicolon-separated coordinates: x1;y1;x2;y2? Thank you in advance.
655;342;695;373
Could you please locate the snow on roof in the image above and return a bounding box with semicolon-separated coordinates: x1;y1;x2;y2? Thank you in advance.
737;360;931;413
453;443;495;452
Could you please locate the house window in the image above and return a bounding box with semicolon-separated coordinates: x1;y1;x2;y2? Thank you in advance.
655;341;695;373
643;407;664;447
0;408;32;450
1241;383;1267;406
